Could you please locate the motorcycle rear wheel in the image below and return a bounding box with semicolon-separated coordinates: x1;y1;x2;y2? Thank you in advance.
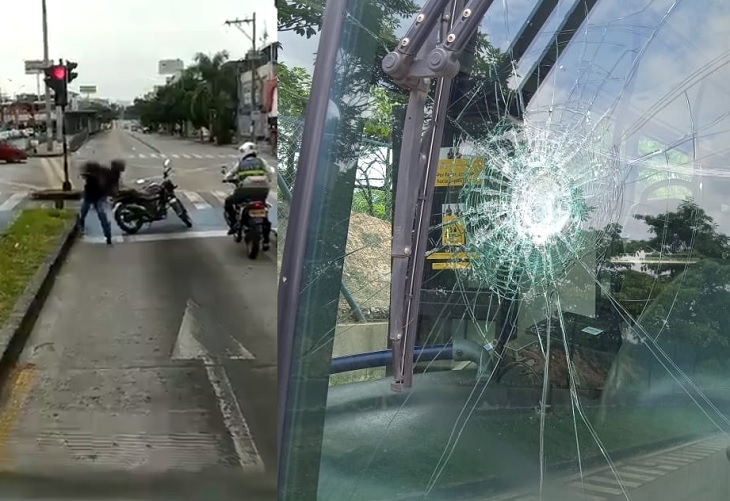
245;227;260;259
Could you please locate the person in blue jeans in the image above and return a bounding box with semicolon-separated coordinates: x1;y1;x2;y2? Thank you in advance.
77;161;113;245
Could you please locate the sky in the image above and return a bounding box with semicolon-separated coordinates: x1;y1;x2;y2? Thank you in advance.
0;0;277;103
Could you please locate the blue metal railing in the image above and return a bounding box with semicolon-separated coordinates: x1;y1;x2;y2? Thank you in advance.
330;344;453;374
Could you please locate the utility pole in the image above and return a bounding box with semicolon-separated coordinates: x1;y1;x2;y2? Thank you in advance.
42;0;53;152
225;14;258;142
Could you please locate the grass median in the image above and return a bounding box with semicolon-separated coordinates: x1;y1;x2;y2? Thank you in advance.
0;208;75;328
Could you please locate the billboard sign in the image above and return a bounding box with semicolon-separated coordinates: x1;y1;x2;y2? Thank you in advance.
79;85;97;94
158;59;184;75
24;60;46;74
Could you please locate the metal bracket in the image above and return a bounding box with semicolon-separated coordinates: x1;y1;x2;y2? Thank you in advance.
384;0;489;391
382;0;495;86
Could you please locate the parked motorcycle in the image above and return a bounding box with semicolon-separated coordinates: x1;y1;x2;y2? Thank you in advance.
221;165;271;260
113;158;193;235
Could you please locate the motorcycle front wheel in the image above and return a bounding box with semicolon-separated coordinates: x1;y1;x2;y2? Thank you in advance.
114;204;144;235
171;199;193;228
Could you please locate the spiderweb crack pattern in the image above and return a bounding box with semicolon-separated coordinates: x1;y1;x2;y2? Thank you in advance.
453;117;624;301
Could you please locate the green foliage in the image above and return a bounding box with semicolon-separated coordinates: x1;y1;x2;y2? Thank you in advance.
278;62;313;117
635;199;729;259
129;51;238;145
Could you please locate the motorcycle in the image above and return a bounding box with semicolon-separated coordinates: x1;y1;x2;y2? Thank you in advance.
221;165;271;260
113;158;193;235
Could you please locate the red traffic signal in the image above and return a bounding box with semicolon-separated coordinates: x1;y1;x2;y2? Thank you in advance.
50;65;66;80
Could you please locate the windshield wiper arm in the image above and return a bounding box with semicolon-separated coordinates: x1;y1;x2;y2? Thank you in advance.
382;0;491;391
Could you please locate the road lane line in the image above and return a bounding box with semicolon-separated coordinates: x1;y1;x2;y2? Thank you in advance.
138;154;147;159
172;154;180;158
204;362;264;472
0;364;37;466
192;154;203;159
182;154;192;159
0;192;28;211
180;191;211;210
204;154;214;158
82;230;230;244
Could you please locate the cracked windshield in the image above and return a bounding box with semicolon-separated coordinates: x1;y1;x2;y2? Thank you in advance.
278;0;730;500
0;1;276;499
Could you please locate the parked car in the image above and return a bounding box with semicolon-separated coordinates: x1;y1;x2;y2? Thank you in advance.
0;141;28;163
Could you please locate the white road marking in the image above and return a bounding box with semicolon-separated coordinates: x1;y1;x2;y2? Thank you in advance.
204;154;215;158
569;482;622;496
148;153;158;159
172;154;180;158
82;229;229;244
614;470;655;481
0;192;28;211
589;475;642;488
182;154;192;159
624;465;668;475
180;190;211;210
211;190;229;204
138;154;147;159
192;154;203;159
173;299;263;473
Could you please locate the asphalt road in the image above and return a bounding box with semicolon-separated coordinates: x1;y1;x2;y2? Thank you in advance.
0;126;278;238
500;436;730;501
0;128;277;498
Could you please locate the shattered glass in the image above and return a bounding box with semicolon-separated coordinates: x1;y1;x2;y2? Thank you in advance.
279;0;730;499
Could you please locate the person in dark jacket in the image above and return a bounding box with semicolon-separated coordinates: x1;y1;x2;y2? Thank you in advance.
107;159;126;196
77;160;113;245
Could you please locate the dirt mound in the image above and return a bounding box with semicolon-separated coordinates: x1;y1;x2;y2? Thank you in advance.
340;212;392;320
275;204;392;321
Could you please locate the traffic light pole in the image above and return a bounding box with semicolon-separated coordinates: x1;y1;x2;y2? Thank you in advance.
60;104;71;191
42;0;53;152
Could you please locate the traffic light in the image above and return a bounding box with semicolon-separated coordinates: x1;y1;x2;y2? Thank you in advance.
66;61;78;83
44;63;68;106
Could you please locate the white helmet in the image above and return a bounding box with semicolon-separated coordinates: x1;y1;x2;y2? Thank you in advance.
238;141;257;158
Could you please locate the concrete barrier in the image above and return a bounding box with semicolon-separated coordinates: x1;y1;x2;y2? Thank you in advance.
331;322;388;385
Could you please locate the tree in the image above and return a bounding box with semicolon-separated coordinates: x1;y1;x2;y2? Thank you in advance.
278;62;313;187
131;50;238;145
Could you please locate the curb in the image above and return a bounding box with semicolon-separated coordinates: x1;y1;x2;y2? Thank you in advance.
0;218;79;390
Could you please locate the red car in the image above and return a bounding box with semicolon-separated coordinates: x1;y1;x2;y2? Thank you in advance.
0;141;28;163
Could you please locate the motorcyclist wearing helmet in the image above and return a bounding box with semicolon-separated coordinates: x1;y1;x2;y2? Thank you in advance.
223;142;272;249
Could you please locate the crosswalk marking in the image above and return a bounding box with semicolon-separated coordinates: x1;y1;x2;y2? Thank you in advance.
568;481;622;496
211;190;229;204
180;190;212;210
0;192;28;211
125;153;239;160
590;475;642;488
615;469;655;481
